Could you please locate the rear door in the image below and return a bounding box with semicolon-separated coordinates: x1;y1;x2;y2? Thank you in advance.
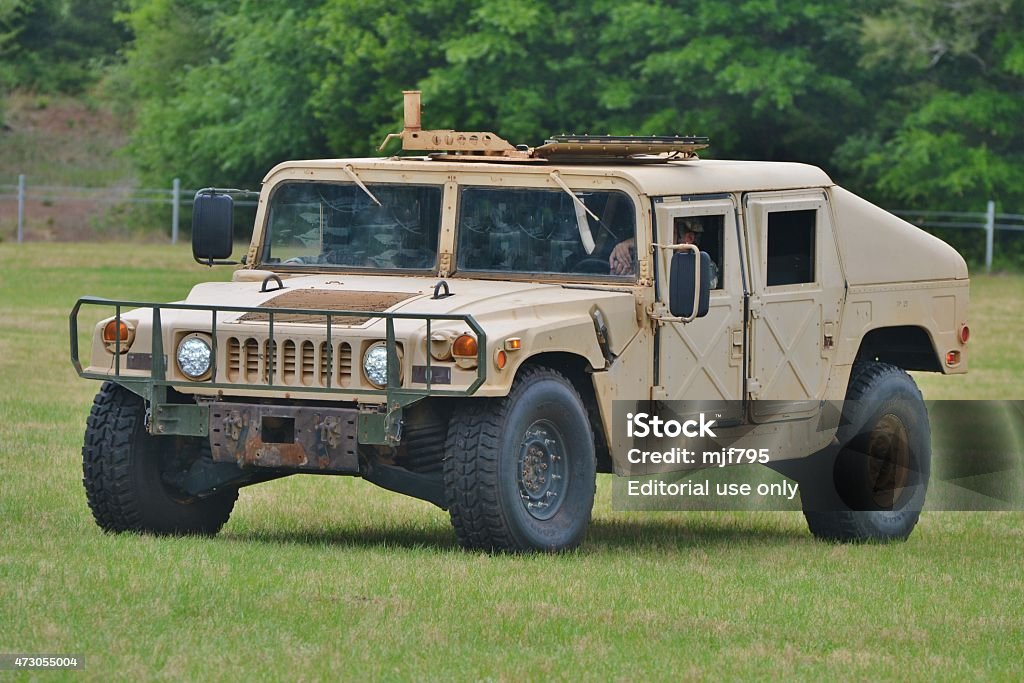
743;190;844;422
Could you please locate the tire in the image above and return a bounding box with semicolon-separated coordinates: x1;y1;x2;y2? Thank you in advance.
82;382;237;535
443;367;597;552
803;362;930;542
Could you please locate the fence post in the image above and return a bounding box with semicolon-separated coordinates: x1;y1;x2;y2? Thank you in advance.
17;174;25;243
985;200;995;273
171;177;181;244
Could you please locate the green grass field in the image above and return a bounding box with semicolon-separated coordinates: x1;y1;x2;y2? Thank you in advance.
1;243;1022;681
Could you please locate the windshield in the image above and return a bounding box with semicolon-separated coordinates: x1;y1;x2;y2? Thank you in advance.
261;182;442;270
456;187;636;278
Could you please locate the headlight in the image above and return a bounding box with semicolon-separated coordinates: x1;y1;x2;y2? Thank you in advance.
176;334;212;380
362;342;390;388
362;341;403;388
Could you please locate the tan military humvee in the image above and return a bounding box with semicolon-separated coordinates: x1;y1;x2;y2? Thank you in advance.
73;92;969;551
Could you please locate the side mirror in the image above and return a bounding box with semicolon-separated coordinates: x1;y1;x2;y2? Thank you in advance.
669;250;711;319
192;192;234;263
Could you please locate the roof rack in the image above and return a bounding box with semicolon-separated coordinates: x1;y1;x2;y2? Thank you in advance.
533;135;708;162
378;92;708;163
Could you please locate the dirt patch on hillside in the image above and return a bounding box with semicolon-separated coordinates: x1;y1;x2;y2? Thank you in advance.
0;92;142;242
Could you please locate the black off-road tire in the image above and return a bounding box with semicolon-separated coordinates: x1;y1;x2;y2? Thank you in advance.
803;362;930;542
82;382;237;535
443;367;597;552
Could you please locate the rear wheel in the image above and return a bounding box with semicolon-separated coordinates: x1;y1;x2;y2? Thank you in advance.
443;367;596;552
82;382;237;535
803;362;930;542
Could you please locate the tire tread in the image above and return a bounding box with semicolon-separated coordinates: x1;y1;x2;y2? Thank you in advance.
82;382;236;535
803;361;926;542
443;366;593;552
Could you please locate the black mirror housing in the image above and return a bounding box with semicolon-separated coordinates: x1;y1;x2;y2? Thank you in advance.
192;193;234;261
669;251;712;318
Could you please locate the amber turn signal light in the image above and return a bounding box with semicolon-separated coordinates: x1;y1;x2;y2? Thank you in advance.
452;334;478;358
103;320;130;343
102;319;134;354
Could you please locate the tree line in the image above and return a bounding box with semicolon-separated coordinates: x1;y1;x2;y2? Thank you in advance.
2;0;1023;214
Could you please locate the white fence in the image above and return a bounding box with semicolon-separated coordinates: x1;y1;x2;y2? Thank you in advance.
894;202;1024;272
3;176;1022;271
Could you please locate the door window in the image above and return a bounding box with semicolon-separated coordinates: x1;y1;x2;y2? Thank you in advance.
766;209;816;286
672;214;724;289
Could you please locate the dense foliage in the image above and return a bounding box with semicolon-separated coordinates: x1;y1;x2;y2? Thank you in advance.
0;0;127;92
3;0;1022;215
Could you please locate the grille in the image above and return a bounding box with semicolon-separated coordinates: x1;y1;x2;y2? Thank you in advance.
223;336;356;388
337;342;352;387
244;338;260;382
226;338;241;382
283;340;297;379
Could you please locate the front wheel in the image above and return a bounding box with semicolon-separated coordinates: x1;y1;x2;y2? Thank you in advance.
82;382;237;535
803;362;930;542
443;367;597;552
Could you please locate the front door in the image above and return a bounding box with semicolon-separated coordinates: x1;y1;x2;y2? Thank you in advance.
653;197;745;404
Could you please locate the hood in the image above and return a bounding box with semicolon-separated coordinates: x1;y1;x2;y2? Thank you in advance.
173;272;641;355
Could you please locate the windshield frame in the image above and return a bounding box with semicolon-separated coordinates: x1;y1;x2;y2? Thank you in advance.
257;179;446;276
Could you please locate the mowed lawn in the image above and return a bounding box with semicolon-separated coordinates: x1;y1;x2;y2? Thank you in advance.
0;243;1021;681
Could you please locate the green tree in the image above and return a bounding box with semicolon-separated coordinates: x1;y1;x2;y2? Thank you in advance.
122;0;326;187
416;0;607;146
117;0;1023;219
309;0;472;156
835;0;1024;211
0;0;128;92
587;0;877;168
122;0;885;186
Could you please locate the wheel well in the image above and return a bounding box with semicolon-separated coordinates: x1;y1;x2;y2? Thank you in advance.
519;352;612;474
855;326;941;372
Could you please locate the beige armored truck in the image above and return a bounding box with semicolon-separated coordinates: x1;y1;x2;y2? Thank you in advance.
73;92;969;551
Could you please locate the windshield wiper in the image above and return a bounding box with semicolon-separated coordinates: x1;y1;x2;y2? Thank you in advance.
549;170;625;255
343;165;382;207
549;171;597;253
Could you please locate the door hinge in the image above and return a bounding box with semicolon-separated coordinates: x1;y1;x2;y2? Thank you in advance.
438;252;452;277
638;258;652;285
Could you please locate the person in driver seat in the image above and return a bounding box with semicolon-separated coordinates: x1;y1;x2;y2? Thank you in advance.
609;217;718;288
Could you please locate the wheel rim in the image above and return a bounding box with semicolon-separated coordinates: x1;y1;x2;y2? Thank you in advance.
517;419;568;520
866;413;912;508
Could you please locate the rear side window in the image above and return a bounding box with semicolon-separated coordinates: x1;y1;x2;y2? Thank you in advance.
766;209;816;286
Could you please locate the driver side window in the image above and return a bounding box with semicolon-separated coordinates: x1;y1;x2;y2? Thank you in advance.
455;187;636;277
671;214;724;289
